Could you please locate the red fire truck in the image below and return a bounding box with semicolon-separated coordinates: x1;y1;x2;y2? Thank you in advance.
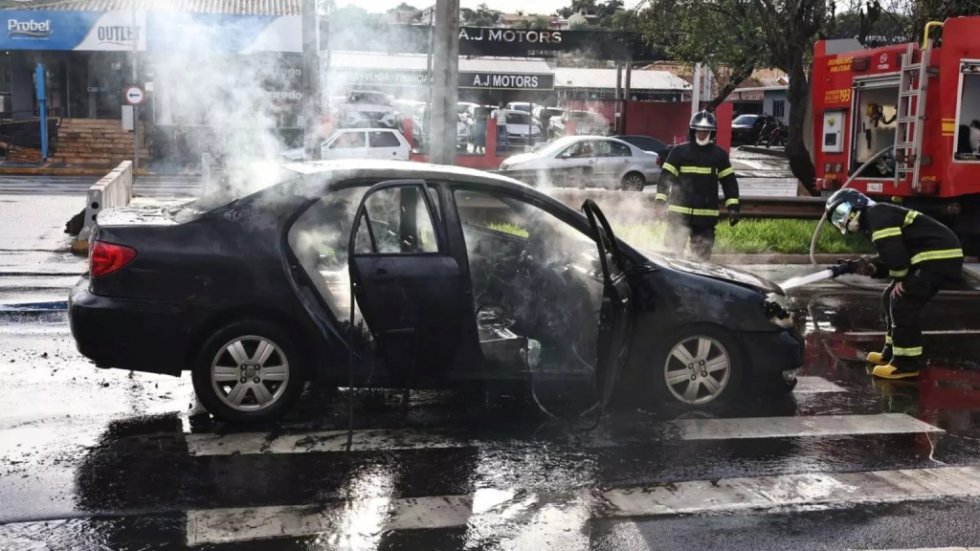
811;16;980;252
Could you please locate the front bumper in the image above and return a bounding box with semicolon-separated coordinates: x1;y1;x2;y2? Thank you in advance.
742;328;806;376
69;277;208;376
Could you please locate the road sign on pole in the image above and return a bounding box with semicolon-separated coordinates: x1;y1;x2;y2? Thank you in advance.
124;85;144;105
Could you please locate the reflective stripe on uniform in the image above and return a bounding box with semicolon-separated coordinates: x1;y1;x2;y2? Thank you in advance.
718;167;734;178
910;248;964;264
872;227;902;241
679;166;714;175
655;193;668;201
903;210;920;227
662;162;678;176
725;198;740;207
893;345;923;357
885;335;893;344
667;205;720;216
889;268;909;278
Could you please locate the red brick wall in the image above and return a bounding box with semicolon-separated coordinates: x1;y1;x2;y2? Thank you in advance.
624;101;734;151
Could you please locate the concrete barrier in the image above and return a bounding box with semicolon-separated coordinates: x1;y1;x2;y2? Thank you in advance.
71;160;133;254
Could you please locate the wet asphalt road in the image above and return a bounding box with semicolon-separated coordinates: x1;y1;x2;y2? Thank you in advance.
2;285;980;550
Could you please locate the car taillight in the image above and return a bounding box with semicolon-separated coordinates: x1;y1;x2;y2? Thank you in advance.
90;241;137;278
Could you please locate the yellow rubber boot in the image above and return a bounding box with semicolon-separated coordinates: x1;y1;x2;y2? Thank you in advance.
866;347;892;366
871;363;919;380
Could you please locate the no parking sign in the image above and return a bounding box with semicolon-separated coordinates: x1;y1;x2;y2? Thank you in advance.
124;85;144;105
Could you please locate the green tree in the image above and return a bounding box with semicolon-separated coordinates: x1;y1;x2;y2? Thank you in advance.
641;0;832;195
461;3;502;27
557;0;626;28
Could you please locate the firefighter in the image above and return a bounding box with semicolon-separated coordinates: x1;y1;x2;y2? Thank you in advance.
654;110;740;261
826;189;963;379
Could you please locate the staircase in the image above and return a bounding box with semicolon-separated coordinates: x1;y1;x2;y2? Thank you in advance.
48;119;148;169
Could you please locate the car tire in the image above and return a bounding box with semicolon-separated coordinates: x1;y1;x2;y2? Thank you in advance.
192;320;306;422
649;324;745;410
621;172;645;191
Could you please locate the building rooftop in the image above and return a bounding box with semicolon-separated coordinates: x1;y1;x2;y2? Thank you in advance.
553;67;691;91
0;0;300;15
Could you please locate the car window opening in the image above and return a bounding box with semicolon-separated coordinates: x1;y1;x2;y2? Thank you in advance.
454;189;608;376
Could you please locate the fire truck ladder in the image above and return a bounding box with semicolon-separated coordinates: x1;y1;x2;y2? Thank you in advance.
894;41;932;192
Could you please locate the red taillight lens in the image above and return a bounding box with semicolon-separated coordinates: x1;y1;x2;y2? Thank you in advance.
90;241;137;278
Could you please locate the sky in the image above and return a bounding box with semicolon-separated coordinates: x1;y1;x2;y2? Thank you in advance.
335;0;647;15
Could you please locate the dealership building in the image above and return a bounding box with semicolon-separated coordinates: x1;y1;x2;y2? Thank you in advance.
0;0;690;166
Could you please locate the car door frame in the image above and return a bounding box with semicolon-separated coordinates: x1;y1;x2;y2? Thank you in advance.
446;181;634;403
346;179;482;384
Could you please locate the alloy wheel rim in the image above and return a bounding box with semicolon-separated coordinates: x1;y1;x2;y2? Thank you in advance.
211;335;289;412
664;335;731;405
624;174;643;190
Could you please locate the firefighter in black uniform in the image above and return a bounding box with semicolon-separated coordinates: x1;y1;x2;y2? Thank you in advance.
654;110;740;261
827;189;963;379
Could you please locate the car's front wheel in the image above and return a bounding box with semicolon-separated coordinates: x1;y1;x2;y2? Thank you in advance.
650;325;744;409
192;320;306;422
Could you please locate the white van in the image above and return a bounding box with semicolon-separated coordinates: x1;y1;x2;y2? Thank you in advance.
319;128;411;161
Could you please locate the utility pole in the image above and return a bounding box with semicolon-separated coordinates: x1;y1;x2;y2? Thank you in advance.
691;62;702;117
428;0;460;165
131;0;139;170
302;0;322;158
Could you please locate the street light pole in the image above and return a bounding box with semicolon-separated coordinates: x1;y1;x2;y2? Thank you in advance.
302;0;322;158
428;0;459;165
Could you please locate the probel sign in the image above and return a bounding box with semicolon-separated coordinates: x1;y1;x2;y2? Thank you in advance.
7;19;52;38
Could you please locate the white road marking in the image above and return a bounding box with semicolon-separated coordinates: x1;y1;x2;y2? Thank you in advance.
794;376;846;393
187;413;941;456
846;330;980;336
185;466;980;547
668;413;942;440
855;548;980;550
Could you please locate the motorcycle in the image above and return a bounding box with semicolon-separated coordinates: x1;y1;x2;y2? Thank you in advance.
755;117;787;148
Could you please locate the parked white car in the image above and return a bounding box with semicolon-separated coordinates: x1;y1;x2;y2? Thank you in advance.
495;109;544;150
320;128;410;160
498;135;659;190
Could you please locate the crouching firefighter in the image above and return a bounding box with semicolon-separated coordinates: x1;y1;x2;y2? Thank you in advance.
654;110;740;261
827;189;963;379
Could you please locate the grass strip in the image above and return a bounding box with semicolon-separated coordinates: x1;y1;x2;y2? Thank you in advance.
613;219;874;255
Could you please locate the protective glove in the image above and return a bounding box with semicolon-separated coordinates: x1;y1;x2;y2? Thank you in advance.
728;205;741;227
855;255;878;277
833;256;877;277
653;200;667;219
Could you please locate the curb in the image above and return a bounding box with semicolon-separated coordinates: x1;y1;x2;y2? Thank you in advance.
712;254;861;265
737;145;788;158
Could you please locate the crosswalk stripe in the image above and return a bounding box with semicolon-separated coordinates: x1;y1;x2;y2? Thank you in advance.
185;466;980;547
186;413;941;456
794;376;846;393
668;413;941;440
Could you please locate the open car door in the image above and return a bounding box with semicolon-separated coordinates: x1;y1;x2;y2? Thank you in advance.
581;199;634;408
347;180;480;383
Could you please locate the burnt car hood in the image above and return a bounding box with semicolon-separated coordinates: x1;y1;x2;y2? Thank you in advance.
96;205;180;227
641;250;784;295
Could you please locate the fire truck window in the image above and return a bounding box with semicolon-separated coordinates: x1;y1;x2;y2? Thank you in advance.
954;70;980;161
852;86;898;177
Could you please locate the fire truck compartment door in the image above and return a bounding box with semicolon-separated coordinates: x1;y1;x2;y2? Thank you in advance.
823;111;844;153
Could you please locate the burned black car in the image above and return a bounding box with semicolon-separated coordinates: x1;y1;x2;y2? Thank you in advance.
69;161;803;421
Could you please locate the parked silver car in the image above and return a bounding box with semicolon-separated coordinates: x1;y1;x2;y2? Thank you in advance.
498;136;659;190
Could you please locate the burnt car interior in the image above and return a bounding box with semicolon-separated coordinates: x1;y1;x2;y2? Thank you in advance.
288;179;619;390
453;188;606;379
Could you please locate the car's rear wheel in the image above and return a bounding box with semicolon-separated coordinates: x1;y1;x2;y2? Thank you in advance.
650;325;744;409
192;320;306;422
621;172;645;191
